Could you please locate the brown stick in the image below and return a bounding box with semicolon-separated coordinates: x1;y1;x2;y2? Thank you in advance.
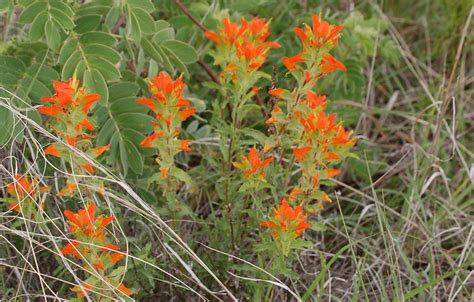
174;0;209;32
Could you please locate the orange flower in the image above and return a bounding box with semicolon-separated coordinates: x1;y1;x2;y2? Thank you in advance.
71;282;93;298
326;169;341;177
93;145;111;156
204;31;220;43
324;152;340;160
44;144;60;157
282;53;305;71
160;167;169;179
320;54;346;74
293;146;312;162
179;140;192;152
149;72;186;104
178;108;196;121
233;147;273;178
206;17;279;72
293;15;344;48
289;187;303;201
37;105;63;116
7;175;35;199
305;91;327;110
139;132;164;148
265;105;282;125
82;163;94;174
118;283;132;296
268;88;284;97
63;203;113;239
39;79;101;146
136;97;157;112
60;241;84;259
260;198;311;239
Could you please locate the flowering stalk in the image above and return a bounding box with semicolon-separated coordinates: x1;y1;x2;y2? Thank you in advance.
38;79;110;196
258;15;356;254
61;203;132;299
205;17;280;247
1;175;49;220
137;72;196;181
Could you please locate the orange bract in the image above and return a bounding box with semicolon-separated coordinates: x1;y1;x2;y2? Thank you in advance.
260;198;311;239
63;203;113;240
38;79;100;147
205;17;280;72
233;147;273;178
137;72;195;152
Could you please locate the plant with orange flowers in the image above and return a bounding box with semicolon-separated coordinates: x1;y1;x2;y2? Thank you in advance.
61;203;132;299
38;78;110;196
137;72;197;215
1;175;49;221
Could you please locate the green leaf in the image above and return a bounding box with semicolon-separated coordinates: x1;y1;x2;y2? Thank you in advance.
61;50;81;80
48;0;74;17
74;15;101;33
126;0;154;11
0;106;13;145
105;6;120;29
80;31;116;46
140;36;163;63
44;19;61;49
108;82;140;101
128;6;141;41
19;1;47;24
116;113;154;133
155;20;169;31
110;97;147;115
83;69;108;105
29;11;47;41
132;7;155;34
170;167;194;186
161;40;197;64
83;44;121;64
50;7;75;30
153;28;175;44
120;138;143;175
59;39;78;64
97;118;115;146
161;45;188;77
89;57;120;81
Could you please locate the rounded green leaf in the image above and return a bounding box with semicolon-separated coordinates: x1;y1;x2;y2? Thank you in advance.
19;1;47;24
74;15;101;33
89;57;121;81
84;44;121;64
83;68;108;105
0;106;14;146
161;40;197;64
108;82;140;101
61;50;81;80
50;7;75;30
80;31;116;46
44;19;61;49
120;138;143;175
132;7;155;34
29;11;47;41
153;28;175;44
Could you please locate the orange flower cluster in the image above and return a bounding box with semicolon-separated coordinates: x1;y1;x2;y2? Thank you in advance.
61;203;132;298
260;16;355;246
282;15;346;78
137;72;195;179
2;175;49;217
233;147;273;179
260;198;311;239
38;79;110;176
205;17;280;78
